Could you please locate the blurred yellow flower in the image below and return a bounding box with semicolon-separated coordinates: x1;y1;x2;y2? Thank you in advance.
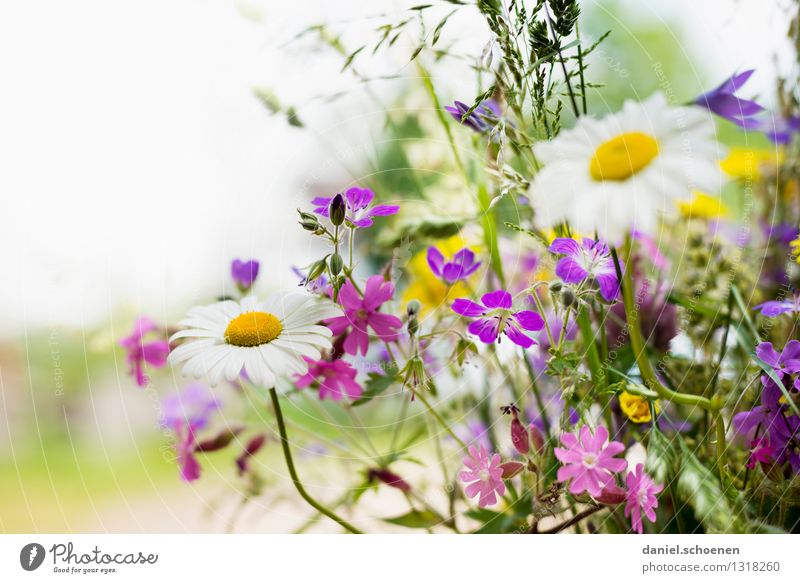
720;147;783;180
676;191;728;220
402;235;477;316
619;390;660;424
791;234;800;265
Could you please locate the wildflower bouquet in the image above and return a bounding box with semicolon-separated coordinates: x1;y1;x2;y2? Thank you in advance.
122;1;800;534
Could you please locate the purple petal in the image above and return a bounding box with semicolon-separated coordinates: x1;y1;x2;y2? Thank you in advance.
365;204;400;217
468;318;500;344
504;323;534;348
755;342;781;367
481;290;512;310
451;298;487;317
754;301;793;318
512;310;545;331
426;247;444;277
555;257;589;284
596;273;621;302
549;237;582;256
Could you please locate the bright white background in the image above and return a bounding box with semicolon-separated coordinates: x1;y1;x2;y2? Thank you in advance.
0;0;792;336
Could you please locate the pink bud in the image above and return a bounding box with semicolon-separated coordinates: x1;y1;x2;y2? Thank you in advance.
595;483;626;505
367;468;412;492
529;425;545;454
499;461;525;479
511;418;530;455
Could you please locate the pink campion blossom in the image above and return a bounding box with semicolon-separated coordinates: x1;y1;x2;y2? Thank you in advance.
451;290;544;348
295;357;364;401
326;275;403;355
459;445;506;507
554;425;628;497
624;464;663;534
119;316;170;387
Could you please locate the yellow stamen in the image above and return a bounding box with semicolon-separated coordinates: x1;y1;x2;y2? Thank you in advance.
589;132;659;181
224;311;283;347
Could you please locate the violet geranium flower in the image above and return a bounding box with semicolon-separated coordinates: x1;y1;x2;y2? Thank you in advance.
426;246;481;285
554;425;628;497
755;340;800;382
451;290;544;348
624;463;663;534
295;357;363;401
326;275;403;355
549;237;622;302
311;186;399;229
161;384;221;482
445;99;501;133
231;258;260;292
694;69;764;128
119;316;170;387
458;445;506;508
755;294;800;318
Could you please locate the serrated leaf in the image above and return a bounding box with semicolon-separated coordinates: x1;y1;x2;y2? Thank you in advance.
352;372;398;406
383;509;444;529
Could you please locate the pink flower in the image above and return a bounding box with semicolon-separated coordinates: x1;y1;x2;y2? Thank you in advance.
161;384;220;482
554;425;628;497
119;316;170;387
326;275;403;355
295;357;363;401
451;290;544;348
458;445;506;507
624;463;663;534
746;437;777;470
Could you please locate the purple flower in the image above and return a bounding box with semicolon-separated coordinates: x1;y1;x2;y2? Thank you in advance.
755;340;800;380
451;290;544;349
426;246;481;285
231;258;259;292
326;275;403;355
554;425;628;497
445;99;501;133
119;316;170;387
295;357;363;401
624;464;663;534
751;114;800;145
761;221;799;247
311;186;399;229
458;445;506;507
291;266;331;296
549;237;621;302
695;70;764;128
161;384;221;482
755;295;800;318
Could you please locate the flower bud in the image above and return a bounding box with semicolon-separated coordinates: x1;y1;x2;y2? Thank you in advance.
307;258;328;282
367;468;412;492
549;281;563;293
561;287;576;307
511;416;530;455
329;253;344;276
499;461;525;479
236;434;267;476
595;483;626;505
297;209;321;232
529;425;545;454
406;299;421;317
329;193;346;226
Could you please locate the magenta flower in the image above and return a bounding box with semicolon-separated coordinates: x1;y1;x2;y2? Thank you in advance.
326;275;403;355
458;445;506;508
747;437;777;470
231;258;259;292
549;237;621;301
119;316;170;387
451;290;544;349
694;70;764;128
554;425;628;497
162;384;220;482
755;294;800;318
295;357;363;401
624;463;663;534
427;246;481;285
311;186;399;229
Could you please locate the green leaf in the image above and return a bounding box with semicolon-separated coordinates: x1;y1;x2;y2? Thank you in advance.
645;428;677;485
754;356;800;416
383;509;444;529
676;441;734;532
352;372;398;406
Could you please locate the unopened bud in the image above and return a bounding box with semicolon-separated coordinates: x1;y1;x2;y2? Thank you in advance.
367;468;412;492
406;299;421;317
511;417;530;455
499;461;525;479
329;253;344;276
529;425;545;454
595;483;626;505
329;193;346;226
307;259;328;282
549;281;563;293
561;287;576;307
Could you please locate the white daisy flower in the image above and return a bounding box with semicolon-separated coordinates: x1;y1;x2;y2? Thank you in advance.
528;92;723;241
168;293;341;388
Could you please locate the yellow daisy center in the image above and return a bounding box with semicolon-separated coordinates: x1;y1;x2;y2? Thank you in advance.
224;311;283;347
589;132;659;181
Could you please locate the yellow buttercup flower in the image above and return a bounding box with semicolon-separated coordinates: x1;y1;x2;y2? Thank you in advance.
619;390;660;424
791;234;800;265
676;191;728;220
720;147;783;181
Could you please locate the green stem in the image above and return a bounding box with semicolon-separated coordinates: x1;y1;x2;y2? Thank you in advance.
268;388;363;534
577;305;612;429
414;389;469;451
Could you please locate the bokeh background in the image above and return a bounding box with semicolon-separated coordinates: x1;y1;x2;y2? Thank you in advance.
0;0;793;532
